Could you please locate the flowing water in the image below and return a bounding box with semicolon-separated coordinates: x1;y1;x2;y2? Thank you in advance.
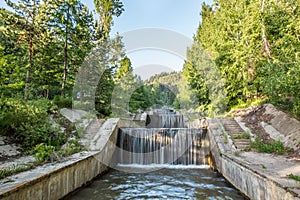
67;111;245;199
117;128;209;165
67;165;245;200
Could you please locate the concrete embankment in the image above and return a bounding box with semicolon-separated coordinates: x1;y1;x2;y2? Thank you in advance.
0;118;129;200
207;118;300;200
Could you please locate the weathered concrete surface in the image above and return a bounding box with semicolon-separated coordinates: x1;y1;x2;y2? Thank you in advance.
60;108;96;131
117;118;145;128
0;118;121;200
233;104;300;151
262;104;300;150
208;118;300;200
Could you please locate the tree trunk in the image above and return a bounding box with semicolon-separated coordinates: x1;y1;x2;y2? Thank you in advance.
25;31;34;101
61;6;69;96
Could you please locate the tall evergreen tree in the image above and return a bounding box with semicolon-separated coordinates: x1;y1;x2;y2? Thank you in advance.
93;0;124;41
4;0;46;100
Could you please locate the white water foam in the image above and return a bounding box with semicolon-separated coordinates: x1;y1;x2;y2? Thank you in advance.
116;164;210;169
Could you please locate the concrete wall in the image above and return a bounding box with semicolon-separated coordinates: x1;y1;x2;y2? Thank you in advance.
208;118;300;200
0;118;122;200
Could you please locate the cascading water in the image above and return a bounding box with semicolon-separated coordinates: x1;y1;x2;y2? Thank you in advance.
117;128;209;165
68;111;245;200
117;109;210;166
146;110;185;128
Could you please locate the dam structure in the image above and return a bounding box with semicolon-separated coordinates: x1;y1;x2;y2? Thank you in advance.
117;109;209;166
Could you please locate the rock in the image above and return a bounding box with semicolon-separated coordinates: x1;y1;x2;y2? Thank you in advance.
0;144;21;157
0;136;6;145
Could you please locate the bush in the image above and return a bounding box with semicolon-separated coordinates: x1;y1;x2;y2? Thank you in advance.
53;95;72;108
287;174;300;182
59;139;83;157
33;143;55;163
251;138;285;155
0;98;67;151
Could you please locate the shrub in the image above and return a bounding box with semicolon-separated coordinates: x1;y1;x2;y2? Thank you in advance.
33;143;55;163
0;98;67;151
59;139;83;157
251;138;285;155
53;95;72;108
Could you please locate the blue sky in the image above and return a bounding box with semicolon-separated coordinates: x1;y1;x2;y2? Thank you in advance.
0;0;213;79
108;0;213;79
110;0;210;37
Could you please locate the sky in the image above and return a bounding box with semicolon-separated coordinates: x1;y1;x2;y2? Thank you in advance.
0;0;213;79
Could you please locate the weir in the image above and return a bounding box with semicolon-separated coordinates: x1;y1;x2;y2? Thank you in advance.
117;128;208;165
117;110;210;166
146;109;185;128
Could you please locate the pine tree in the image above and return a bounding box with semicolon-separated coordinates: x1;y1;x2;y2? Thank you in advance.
4;0;46;100
93;0;124;41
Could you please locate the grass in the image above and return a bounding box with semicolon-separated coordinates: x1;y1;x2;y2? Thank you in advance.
224;133;228;144
233;132;251;139
0;164;35;179
287;174;300;182
250;138;285;155
234;151;240;157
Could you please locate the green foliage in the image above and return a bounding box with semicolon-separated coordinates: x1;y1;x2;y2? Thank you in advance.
53;95;72;108
94;0;124;40
195;0;300;117
182;39;227;116
0;98;67;151
33;143;55;163
129;85;153;113
233;132;251;140
58;139;83;157
95;68;115;117
234;151;240;157
287;174;300;182
145;72;182;109
0;164;35;179
224;133;228;144
251;138;285;155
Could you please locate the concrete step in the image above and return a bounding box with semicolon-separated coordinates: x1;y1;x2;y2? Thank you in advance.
80;119;105;147
235;145;251;150
234;140;251;144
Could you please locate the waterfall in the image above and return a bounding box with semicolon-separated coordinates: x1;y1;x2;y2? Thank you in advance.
146;112;185;128
117;128;209;165
117;110;209;166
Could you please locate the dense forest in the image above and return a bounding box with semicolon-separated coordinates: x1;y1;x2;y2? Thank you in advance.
184;0;300;117
0;0;299;153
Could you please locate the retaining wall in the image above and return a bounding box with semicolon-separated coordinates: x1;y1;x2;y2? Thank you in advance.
0;118;122;200
208;118;300;200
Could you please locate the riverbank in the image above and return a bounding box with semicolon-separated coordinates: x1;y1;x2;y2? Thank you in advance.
206;103;300;199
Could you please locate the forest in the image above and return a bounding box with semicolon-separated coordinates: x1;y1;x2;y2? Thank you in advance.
0;0;299;153
184;0;299;117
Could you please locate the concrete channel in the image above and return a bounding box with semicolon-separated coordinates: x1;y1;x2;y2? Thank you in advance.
0;115;299;200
